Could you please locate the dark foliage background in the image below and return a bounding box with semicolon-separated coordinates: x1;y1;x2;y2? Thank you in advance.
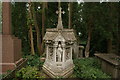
11;2;120;56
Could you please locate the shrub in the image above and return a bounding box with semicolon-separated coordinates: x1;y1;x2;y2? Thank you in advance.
0;74;2;79
73;57;111;79
16;66;39;79
26;55;44;67
15;66;46;80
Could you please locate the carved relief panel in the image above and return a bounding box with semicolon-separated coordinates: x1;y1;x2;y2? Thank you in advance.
48;46;53;61
65;47;71;61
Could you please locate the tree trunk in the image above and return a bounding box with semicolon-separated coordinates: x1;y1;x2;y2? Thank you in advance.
118;2;120;56
45;2;48;9
28;2;35;55
68;2;72;29
42;2;45;39
41;2;46;54
29;25;35;55
85;17;92;58
107;3;113;53
32;3;42;55
85;27;92;58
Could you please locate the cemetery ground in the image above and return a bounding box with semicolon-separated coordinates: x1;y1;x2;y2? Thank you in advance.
1;54;112;79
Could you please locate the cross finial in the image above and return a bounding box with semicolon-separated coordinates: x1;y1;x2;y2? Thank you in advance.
56;6;65;30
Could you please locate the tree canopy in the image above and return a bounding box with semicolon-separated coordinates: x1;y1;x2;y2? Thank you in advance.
11;2;120;56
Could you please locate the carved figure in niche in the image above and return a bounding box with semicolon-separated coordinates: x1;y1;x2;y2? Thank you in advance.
57;43;63;62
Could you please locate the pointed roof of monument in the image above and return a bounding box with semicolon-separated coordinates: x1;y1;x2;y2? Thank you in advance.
43;2;76;42
43;29;76;41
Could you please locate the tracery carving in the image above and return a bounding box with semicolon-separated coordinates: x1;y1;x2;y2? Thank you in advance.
48;46;53;61
65;47;70;61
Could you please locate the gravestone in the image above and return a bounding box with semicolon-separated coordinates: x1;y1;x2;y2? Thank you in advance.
0;2;23;74
42;6;76;78
73;42;84;58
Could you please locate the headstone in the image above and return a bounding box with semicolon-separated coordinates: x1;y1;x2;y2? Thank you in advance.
73;42;84;58
0;2;23;74
42;6;76;78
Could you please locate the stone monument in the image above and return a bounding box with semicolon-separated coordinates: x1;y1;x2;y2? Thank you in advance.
0;2;23;74
95;53;120;78
42;5;76;78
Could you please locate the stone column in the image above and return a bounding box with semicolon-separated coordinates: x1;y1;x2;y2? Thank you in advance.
0;2;23;74
2;2;11;35
79;46;84;58
70;46;72;60
46;44;48;60
73;42;79;58
54;46;57;62
53;42;57;62
62;43;65;62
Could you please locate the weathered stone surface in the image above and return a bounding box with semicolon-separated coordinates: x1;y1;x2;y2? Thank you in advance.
0;35;23;74
43;30;76;77
43;7;76;78
95;53;120;66
43;63;74;78
43;28;76;41
73;42;84;58
0;2;23;74
95;53;120;78
2;2;11;35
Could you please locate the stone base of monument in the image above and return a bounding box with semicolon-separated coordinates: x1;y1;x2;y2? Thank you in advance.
1;58;24;74
42;60;74;78
0;35;23;74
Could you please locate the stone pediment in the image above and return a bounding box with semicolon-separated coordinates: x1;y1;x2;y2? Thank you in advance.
54;33;65;42
43;28;76;42
43;31;58;41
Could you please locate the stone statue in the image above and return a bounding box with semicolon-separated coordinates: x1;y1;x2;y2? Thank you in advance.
57;44;63;62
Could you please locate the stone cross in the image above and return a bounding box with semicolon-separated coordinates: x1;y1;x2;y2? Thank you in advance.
56;7;65;30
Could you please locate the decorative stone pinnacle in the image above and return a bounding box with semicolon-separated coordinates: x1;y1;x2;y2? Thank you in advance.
56;7;65;30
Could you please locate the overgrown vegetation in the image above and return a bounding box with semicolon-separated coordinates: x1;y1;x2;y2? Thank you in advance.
16;66;45;79
0;74;2;79
14;56;111;79
16;66;39;79
72;58;111;79
15;55;46;79
25;54;44;67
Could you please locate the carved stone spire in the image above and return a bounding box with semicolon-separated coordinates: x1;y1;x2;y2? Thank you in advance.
56;2;65;30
